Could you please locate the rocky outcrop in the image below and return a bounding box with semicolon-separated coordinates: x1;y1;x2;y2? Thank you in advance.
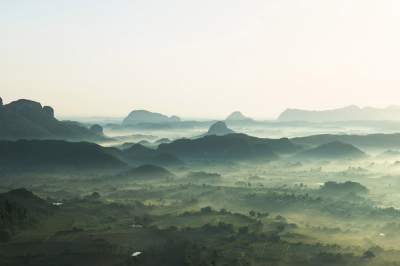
0;98;106;141
122;110;180;126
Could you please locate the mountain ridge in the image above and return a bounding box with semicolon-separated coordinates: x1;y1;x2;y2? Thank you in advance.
122;110;180;126
0;97;106;141
278;105;400;122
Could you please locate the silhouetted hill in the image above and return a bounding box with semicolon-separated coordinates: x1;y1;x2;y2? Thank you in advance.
226;111;253;122
158;133;298;161
318;181;368;196
0;188;52;216
278;105;400;122
292;133;400;149
122;110;180;126
296;141;366;160
118;165;174;180
0;98;106;141
206;121;235;136
0;140;126;172
0;188;53;241
122;144;182;166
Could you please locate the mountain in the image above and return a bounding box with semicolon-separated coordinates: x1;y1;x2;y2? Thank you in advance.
278;105;400;122
0;188;52;217
122;144;182;166
0;98;106;141
226;111;253;122
158;133;299;161
155;138;171;145
118;164;175;180
296;141;366;160
292;133;400;149
122;110;180;126
318;181;368;196
205;121;235;136
0;139;126;172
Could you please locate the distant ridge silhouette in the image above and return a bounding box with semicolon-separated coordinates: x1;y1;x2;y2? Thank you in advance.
278;105;400;122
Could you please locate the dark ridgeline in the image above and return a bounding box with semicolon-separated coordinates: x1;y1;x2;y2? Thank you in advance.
0;139;126;172
158;133;299;161
295;141;367;160
117;164;175;180
0;98;105;141
292;133;400;149
0;132;302;176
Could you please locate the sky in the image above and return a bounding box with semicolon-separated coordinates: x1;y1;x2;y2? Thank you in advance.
1;0;400;119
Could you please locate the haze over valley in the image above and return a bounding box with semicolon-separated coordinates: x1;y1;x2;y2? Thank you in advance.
3;1;400;265
3;96;400;265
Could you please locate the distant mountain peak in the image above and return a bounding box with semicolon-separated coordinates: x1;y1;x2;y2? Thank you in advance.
206;121;235;136
122;109;180;126
297;141;366;160
278;105;400;122
226;111;253;121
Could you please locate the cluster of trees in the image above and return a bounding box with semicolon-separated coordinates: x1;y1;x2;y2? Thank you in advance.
0;200;29;242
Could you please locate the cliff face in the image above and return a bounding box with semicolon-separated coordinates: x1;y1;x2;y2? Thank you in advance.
0;98;104;141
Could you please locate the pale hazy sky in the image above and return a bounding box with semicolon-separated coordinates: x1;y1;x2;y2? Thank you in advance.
1;0;400;119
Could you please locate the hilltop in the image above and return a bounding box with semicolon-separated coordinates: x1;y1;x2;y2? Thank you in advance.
296;141;366;160
0;97;105;141
122;110;180;126
205;121;235;136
